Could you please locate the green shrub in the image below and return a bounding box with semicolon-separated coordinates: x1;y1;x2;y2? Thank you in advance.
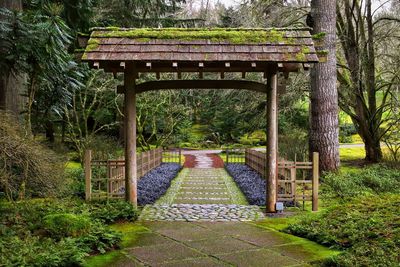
64;168;85;198
279;128;308;161
76;222;122;254
286;194;400;266
44;213;91;238
250;130;266;143
339;123;357;143
0;235;87;267
88;201;138;223
0;198;135;266
322;164;400;199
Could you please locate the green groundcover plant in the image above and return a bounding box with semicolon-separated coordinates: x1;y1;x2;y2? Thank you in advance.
286;194;400;266
322;164;400;199
0;199;138;266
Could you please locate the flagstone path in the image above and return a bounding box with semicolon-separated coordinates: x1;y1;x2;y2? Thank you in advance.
88;155;338;267
97;221;337;267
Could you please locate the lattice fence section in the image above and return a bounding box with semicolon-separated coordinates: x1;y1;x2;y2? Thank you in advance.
226;148;319;210
277;158;318;210
162;148;182;165
85;148;174;200
244;149;266;176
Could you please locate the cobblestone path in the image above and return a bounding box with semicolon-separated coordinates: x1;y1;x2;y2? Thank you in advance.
140;168;265;221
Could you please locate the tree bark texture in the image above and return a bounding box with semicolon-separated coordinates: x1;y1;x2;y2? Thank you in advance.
0;0;24;116
309;0;340;172
0;0;22;10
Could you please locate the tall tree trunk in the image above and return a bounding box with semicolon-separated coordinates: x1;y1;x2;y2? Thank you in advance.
0;0;24;116
364;0;382;162
336;0;383;162
0;0;22;10
309;0;340;172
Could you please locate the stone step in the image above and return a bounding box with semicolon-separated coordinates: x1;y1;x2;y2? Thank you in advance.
180;186;226;190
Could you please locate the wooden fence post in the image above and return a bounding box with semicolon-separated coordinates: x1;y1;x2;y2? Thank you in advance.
84;150;92;201
178;148;182;166
226;149;229;164
312;152;319;211
290;163;296;201
106;160;111;199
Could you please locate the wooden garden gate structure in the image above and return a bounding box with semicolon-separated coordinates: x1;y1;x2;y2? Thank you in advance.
82;28;322;213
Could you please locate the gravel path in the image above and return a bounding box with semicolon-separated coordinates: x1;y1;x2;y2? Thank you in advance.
140;168;265;222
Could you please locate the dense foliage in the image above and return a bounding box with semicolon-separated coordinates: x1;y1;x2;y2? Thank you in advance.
0;199;137;266
225;163;265;206
138;163;181;205
286;194;400;266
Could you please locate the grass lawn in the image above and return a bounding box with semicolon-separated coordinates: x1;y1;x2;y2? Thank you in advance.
65;161;82;170
339;146;365;161
219;152;246;163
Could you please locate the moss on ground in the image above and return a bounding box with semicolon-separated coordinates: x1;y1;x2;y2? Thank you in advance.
91;28;296;44
219;169;249;205
110;223;151;248
84;222;151;267
155;169;188;204
83;251;123;267
252;218;340;262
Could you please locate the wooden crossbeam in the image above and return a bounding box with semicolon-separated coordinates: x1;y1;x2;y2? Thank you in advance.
134;80;267;94
87;61;294;74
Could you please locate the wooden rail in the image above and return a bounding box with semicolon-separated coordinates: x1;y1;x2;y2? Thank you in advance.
226;148;319;211
84;148;181;200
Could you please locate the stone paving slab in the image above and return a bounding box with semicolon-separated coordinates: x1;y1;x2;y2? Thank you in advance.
108;221;335;267
215;248;299;267
158;257;229;267
127;242;204;265
185;236;258;255
108;255;145;267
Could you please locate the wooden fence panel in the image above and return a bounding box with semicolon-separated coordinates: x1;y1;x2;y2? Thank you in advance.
85;148;167;200
226;148;319;211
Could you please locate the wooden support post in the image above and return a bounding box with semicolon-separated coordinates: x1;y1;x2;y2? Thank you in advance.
124;63;138;208
312;152;319;211
290;165;296;201
179;148;182;166
84;150;92;201
266;72;278;213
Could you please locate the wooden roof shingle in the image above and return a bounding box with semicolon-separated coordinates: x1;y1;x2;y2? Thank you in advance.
82;28;323;73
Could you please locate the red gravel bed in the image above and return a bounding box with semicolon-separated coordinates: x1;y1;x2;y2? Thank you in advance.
207;154;225;168
184;155;196;168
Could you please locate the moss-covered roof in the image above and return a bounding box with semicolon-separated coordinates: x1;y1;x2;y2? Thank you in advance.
90;27;312;44
82;27;320;68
